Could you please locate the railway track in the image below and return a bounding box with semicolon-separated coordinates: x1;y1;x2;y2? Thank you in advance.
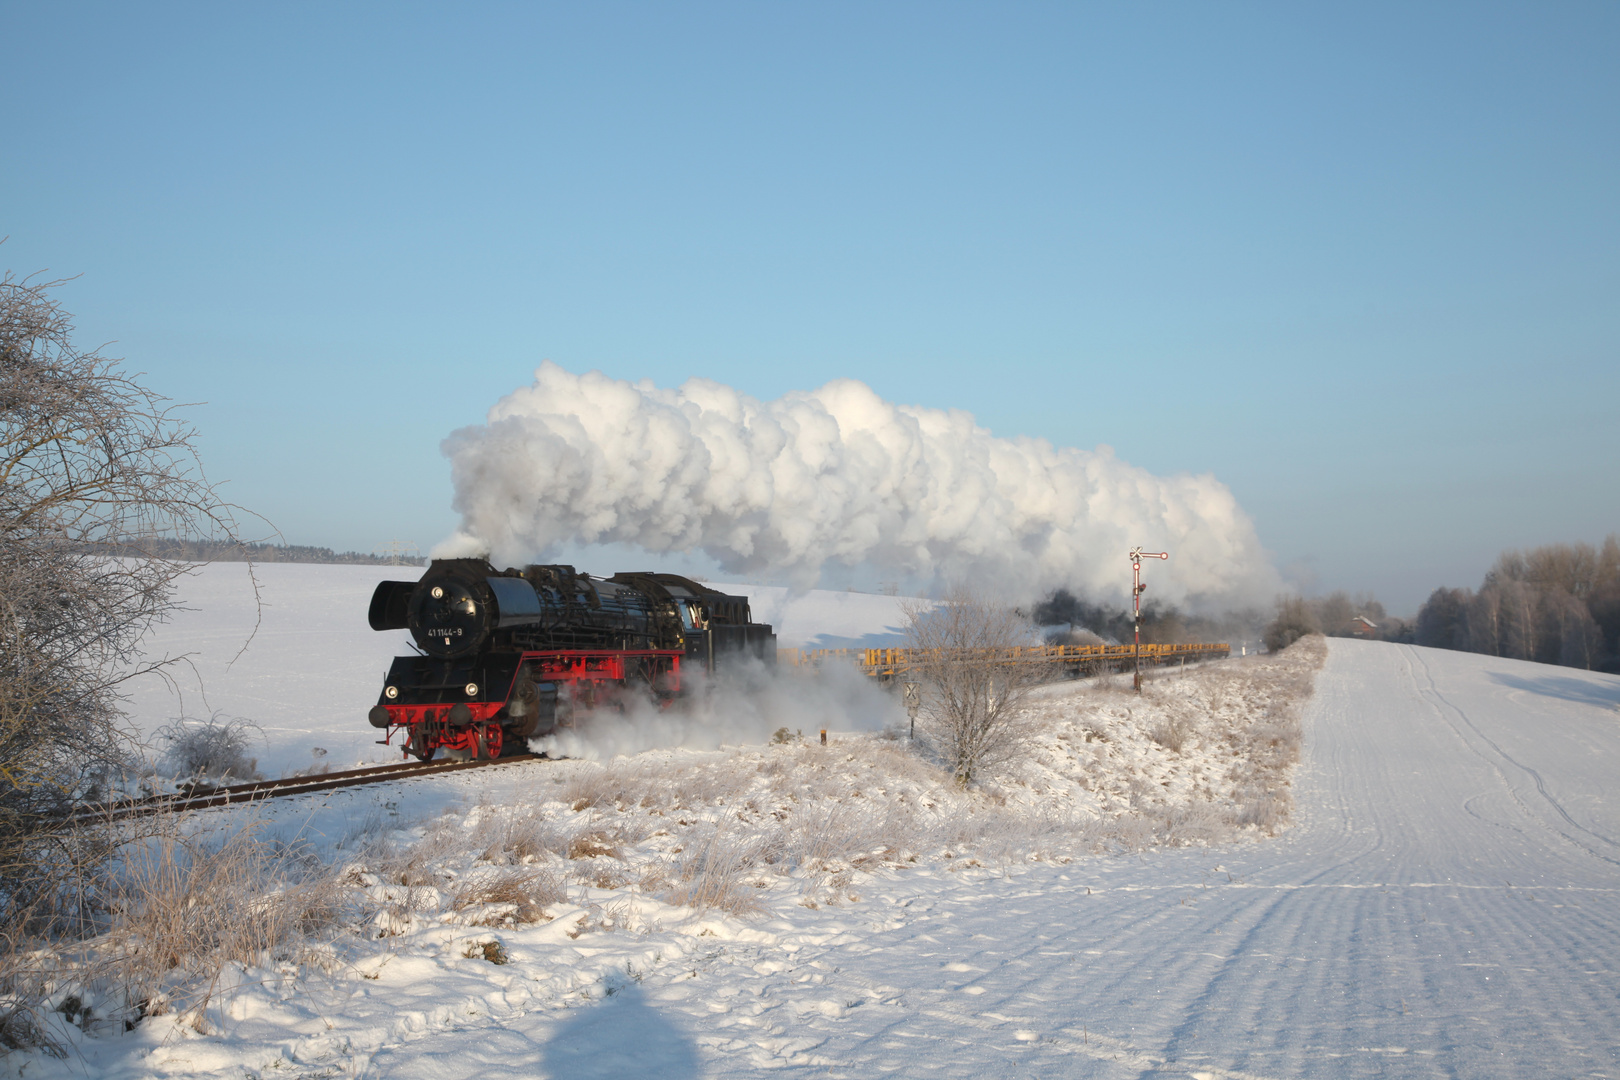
73;753;545;824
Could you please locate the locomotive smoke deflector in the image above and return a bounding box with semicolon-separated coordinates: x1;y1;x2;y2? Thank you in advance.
367;580;414;631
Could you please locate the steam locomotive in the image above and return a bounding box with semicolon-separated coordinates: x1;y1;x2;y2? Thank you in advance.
366;558;776;760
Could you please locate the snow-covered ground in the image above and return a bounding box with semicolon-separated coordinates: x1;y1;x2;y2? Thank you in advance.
22;566;1620;1078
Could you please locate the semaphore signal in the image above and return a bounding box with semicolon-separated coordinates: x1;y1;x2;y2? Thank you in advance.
1129;547;1169;692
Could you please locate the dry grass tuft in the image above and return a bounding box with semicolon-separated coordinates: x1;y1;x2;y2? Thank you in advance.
449;867;564;926
472;808;567;865
75;817;341;1030
663;830;766;918
567;831;621;860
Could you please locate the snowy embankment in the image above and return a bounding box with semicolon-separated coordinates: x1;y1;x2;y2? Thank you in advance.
12;560;1323;1078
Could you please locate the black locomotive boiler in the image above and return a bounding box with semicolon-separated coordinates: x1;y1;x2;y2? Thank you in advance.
367;558;776;760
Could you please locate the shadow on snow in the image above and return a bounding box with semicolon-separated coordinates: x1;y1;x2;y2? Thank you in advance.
1487;669;1620;710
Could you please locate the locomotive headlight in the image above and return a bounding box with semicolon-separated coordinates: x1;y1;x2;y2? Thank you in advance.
385;685;399;700
431;586;445;599
465;682;479;698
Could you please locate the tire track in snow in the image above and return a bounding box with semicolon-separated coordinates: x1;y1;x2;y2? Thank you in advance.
1404;645;1620;868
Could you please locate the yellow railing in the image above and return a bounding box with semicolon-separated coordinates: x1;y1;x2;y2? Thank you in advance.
777;642;1230;677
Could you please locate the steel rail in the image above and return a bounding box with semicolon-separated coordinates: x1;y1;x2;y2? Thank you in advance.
71;753;545;824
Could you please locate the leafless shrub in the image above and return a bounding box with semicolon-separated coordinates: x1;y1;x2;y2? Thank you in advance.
952;805;1082;867
363;816;463;889
902;584;1054;785
1215;635;1321;834
473;807;568;865
1235;790;1288;834
2;268;247;897
155;714;263;782
563;757;750;814
561;762;670;812
0;1002;58;1054
581;861;633;890
1264;597;1320;653
1090;669;1138;696
1146;803;1230;847
1146;713;1195;754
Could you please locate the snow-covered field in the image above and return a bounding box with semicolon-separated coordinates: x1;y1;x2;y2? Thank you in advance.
15;563;1620;1078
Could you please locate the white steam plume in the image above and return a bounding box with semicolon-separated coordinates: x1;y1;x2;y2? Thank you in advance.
437;363;1279;607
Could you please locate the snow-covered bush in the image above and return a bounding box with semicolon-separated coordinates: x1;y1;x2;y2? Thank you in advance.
155;715;263;783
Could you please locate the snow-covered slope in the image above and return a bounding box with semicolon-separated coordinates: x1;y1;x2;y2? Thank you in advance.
65;636;1620;1078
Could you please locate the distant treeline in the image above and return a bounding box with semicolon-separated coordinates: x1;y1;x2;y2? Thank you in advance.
1415;537;1618;672
1263;593;1410;653
1032;589;1267;647
106;537;425;567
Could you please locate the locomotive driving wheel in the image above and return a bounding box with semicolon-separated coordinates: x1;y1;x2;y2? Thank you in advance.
475;724;503;761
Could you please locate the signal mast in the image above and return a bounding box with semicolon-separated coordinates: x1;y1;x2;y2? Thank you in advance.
1129;547;1169;692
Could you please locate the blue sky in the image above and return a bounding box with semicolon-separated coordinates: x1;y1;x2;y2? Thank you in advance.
3;1;1615;612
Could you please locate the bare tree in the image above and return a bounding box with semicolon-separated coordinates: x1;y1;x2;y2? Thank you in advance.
1463;587;1502;656
1416;587;1472;650
0;266;241;933
1553;591;1602;669
1495;580;1541;661
1311;591;1357;637
901;585;1050;786
1492;542;1604;601
1263;596;1319;653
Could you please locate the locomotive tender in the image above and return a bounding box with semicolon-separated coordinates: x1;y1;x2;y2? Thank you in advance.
367;558;776;760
